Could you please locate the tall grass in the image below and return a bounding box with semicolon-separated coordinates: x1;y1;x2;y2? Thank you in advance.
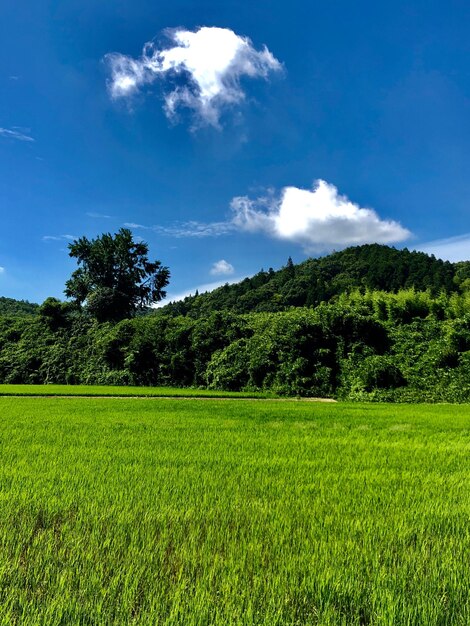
0;399;468;624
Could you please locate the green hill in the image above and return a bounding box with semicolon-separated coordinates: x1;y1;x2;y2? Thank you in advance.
0;297;39;317
161;244;468;317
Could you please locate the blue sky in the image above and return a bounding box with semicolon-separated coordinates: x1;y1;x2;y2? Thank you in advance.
1;0;470;303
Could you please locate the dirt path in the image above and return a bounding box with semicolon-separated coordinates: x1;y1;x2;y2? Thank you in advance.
0;394;337;402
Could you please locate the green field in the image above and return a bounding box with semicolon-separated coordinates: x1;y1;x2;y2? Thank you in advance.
0;398;469;625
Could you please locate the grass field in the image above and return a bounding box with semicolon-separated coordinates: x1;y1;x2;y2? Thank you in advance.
0;398;468;625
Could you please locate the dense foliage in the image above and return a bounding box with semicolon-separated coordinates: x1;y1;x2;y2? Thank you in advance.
0;288;469;401
1;244;469;400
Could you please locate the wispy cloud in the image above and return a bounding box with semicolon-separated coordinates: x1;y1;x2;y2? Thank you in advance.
127;180;410;252
0;266;4;274
0;127;34;142
417;233;470;262
86;212;113;219
210;259;235;276
155;221;233;237
155;276;243;307
42;234;77;242
123;222;147;229
105;26;281;127
124;220;232;237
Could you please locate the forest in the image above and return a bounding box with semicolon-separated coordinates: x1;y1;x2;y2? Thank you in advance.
1;243;470;401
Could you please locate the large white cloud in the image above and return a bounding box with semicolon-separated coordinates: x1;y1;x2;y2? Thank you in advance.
105;26;281;126
230;180;411;251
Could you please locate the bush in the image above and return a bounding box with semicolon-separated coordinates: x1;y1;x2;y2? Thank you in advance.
206;340;250;391
355;355;407;393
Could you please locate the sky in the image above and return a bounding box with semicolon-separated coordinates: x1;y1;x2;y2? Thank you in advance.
1;0;470;304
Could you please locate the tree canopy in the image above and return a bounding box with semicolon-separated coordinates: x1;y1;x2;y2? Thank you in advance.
64;228;170;322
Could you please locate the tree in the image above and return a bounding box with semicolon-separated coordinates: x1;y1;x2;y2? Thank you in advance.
39;297;75;330
64;228;170;322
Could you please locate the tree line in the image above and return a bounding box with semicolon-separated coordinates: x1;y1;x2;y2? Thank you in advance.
0;288;469;401
1;232;469;401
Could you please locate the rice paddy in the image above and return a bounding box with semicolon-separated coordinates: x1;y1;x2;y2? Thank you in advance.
0;397;468;624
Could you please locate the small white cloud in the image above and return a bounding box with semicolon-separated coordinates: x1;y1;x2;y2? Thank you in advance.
0;127;34;142
417;234;470;262
0;266;4;274
230;180;411;252
210;259;235;275
105;26;281;127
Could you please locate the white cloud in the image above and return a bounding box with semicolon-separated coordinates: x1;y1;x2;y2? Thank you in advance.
0;127;34;142
210;259;235;275
230;180;411;251
105;26;281;126
0;266;4;274
417;234;470;262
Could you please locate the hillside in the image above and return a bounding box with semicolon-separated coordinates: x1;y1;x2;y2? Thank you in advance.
161;244;468;317
0;297;39;317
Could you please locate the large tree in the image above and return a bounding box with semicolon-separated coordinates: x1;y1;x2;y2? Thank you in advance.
65;228;170;322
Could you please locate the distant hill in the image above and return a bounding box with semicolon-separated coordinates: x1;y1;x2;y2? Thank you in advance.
161;244;469;317
0;297;39;316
